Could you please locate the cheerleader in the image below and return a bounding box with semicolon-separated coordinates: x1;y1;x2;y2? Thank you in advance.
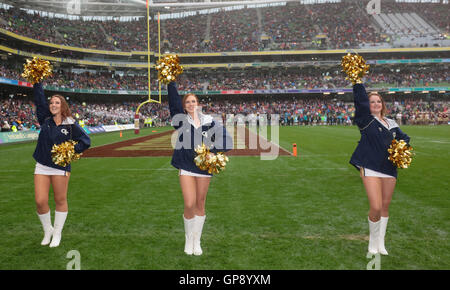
33;83;90;247
168;82;232;255
350;84;410;255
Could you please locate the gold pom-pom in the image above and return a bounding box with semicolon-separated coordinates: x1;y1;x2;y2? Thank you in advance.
211;152;229;174
387;139;414;169
51;140;82;167
194;143;210;171
341;53;370;85
21;57;53;84
155;54;184;84
194;143;229;174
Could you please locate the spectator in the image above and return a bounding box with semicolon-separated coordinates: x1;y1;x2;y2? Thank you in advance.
1;1;447;53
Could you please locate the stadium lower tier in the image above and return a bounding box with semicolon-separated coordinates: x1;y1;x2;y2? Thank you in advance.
1;96;448;133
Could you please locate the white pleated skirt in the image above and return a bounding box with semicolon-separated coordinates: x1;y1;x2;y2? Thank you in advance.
361;167;395;178
34;162;68;176
179;169;211;178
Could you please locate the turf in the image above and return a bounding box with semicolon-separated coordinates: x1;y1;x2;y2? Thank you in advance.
0;125;448;270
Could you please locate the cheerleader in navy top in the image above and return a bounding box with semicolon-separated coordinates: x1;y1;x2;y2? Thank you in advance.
168;82;232;256
350;83;410;255
33;83;90;248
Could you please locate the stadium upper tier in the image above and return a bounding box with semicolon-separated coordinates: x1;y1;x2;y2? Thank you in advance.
0;1;449;54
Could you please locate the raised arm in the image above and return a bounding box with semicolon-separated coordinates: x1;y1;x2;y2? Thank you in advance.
33;83;51;125
168;82;184;117
353;84;372;128
353;84;371;119
168;82;186;130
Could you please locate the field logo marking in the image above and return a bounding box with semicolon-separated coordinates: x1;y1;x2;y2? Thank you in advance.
66;250;81;270
366;253;381;270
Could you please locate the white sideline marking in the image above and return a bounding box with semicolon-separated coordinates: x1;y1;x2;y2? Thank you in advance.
299;168;349;170
0;147;33;153
115;168;175;171
298;154;351;157
430;141;450;144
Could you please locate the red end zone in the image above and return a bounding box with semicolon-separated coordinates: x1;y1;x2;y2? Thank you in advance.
83;128;291;158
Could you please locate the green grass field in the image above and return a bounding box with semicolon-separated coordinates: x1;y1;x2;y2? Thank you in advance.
0;125;449;270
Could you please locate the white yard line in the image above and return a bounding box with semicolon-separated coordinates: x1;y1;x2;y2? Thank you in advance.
114;168;175;171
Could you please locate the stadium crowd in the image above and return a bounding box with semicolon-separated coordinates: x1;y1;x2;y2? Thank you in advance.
1;96;448;133
261;1;384;50
1;64;449;91
1;2;448;52
381;1;449;34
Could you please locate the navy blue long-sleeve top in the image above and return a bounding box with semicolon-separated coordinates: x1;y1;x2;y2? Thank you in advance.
349;84;410;178
168;82;233;175
33;83;91;172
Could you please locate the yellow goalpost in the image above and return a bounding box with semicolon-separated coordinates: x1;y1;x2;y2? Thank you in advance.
135;2;161;134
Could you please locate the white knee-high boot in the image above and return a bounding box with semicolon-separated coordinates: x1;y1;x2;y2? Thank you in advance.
183;215;195;255
37;211;54;246
368;217;380;254
49;211;68;248
379;216;389;255
193;215;206;256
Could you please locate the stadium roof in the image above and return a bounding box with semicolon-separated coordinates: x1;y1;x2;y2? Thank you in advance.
1;0;309;16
